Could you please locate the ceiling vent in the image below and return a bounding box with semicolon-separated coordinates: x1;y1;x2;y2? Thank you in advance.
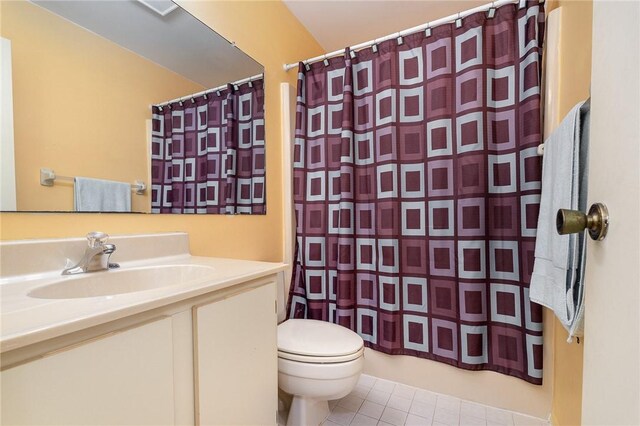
137;0;178;17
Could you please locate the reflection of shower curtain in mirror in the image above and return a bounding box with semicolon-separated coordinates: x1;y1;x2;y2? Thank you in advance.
150;79;265;214
287;2;545;384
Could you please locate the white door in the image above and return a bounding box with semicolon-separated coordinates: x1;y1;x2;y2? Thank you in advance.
581;2;640;424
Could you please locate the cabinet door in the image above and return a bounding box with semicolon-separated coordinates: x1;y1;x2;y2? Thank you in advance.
194;281;277;426
1;317;175;425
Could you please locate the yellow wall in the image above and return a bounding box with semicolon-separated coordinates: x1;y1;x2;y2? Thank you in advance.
545;1;593;425
0;1;324;264
1;1;204;212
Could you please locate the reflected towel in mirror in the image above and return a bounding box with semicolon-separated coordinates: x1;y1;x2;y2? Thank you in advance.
74;177;131;212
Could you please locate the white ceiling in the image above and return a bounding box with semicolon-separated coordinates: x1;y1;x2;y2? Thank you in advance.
30;0;263;89
283;0;489;52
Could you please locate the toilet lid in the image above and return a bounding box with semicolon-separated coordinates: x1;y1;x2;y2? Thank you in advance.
278;346;364;364
278;319;364;358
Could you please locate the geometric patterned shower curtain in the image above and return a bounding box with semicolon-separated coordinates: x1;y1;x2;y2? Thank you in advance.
288;2;545;384
151;78;265;214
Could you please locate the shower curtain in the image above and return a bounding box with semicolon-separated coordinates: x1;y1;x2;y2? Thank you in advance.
151;79;265;214
288;2;545;384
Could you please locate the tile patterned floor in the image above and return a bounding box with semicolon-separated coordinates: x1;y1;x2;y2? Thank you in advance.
281;374;551;426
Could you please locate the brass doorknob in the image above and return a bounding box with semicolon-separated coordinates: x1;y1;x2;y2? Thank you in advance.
556;203;609;241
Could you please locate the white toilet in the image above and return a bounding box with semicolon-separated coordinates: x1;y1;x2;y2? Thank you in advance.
277;318;364;426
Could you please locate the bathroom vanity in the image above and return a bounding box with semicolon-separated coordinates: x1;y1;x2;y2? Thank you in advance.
0;233;286;425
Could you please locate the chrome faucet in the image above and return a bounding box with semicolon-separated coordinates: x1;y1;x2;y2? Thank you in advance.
62;232;120;275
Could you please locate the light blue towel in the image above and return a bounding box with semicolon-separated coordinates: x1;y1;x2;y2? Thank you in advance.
74;177;131;212
530;100;590;341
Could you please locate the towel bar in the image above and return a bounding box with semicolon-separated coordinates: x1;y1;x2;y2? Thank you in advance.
40;168;146;195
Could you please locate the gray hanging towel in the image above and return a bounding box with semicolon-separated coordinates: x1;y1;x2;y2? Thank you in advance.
530;100;590;341
74;177;131;212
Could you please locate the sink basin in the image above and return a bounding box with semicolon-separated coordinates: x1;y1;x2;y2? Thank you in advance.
28;265;216;299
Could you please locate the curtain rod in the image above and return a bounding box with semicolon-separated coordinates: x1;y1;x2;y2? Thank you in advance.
153;73;264;108
284;0;539;71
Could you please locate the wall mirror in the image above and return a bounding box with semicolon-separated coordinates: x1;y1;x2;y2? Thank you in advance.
0;0;265;214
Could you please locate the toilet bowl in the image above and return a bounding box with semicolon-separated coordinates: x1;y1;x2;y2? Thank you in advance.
278;319;364;426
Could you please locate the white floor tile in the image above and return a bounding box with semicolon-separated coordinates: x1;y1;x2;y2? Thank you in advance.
460;413;488;426
314;375;549;426
366;389;392;406
487;421;515;426
391;384;417;400
461;401;487;419
405;413;432;426
358;400;385;420
433;407;460;426
351;413;379;426
372;378;397;394
351;384;372;399
379;407;408;426
409;400;436;419
339;394;365;412
413;389;438;406
436;395;461;413
277;409;287;426
328;406;358;426
512;413;548;426
386;394;412;412
358;374;377;389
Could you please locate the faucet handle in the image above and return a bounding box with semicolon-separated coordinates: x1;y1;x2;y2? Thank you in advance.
86;231;109;248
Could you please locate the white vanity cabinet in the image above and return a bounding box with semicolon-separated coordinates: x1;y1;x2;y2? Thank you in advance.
194;280;278;425
1;317;176;425
0;276;280;426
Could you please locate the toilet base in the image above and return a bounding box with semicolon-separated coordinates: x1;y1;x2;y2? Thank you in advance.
286;396;330;426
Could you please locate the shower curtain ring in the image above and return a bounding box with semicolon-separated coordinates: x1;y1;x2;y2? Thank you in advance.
456;12;463;28
488;2;497;18
425;24;432;37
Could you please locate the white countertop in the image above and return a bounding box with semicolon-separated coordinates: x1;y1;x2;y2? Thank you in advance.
0;234;286;353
